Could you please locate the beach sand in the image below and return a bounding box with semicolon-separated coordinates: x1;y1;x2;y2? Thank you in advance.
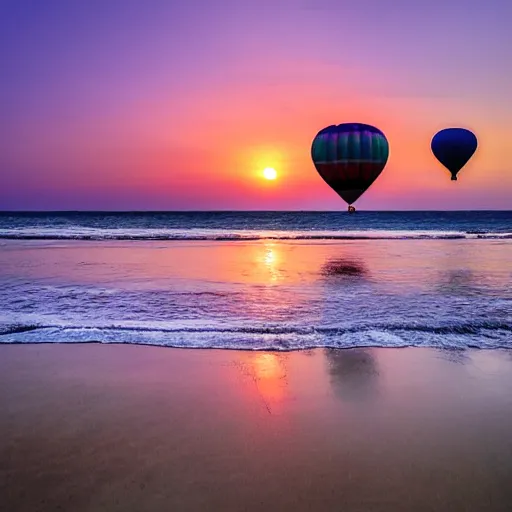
1;344;512;511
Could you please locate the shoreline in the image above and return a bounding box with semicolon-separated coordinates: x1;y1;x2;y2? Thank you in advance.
2;339;512;351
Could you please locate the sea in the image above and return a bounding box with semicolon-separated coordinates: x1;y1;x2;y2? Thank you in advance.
0;211;511;351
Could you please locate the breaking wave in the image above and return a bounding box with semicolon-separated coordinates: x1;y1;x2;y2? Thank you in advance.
1;227;511;241
1;320;511;351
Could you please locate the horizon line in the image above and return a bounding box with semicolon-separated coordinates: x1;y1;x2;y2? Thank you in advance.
0;209;510;214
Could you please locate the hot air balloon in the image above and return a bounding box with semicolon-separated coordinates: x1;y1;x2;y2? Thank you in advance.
431;128;478;181
311;123;389;212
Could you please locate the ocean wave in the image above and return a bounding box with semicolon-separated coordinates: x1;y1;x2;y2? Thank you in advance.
0;227;511;241
2;320;511;335
1;320;511;351
0;324;40;335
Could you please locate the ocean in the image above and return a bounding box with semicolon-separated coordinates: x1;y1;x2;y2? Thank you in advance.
0;211;511;350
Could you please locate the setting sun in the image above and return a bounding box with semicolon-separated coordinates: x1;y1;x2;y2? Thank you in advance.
263;167;277;180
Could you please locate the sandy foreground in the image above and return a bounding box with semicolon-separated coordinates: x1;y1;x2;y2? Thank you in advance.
1;345;512;512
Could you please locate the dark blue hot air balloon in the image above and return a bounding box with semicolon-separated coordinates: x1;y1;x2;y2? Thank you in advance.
431;128;478;181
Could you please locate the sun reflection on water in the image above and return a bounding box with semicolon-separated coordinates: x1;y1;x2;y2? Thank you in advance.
262;243;280;282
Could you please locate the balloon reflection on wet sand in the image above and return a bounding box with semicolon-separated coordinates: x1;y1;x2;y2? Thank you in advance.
325;348;380;402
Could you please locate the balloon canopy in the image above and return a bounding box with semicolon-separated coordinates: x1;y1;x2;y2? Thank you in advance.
431;128;478;181
311;123;389;207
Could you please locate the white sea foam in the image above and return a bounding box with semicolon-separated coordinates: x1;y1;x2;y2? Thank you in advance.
0;226;511;240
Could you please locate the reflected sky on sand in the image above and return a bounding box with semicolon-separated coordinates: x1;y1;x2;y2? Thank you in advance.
3;344;512;511
229;352;290;415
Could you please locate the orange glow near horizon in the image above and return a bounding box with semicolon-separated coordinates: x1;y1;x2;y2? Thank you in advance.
4;72;510;209
3;53;511;210
2;2;511;210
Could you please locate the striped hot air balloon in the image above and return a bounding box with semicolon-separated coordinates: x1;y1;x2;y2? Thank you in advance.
311;123;389;211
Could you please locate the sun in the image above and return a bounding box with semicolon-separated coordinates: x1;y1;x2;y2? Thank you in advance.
263;167;277;180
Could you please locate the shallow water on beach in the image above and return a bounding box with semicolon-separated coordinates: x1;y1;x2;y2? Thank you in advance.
1;221;511;350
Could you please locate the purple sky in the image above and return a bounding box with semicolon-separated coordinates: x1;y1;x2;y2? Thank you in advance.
1;0;511;210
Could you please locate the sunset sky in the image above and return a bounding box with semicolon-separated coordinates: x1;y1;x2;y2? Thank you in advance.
1;0;511;210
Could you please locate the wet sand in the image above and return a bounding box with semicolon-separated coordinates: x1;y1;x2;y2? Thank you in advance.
1;344;512;511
